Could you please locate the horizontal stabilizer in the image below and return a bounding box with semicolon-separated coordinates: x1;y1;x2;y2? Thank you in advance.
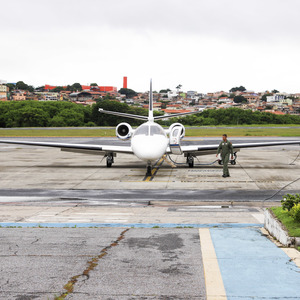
154;108;204;120
99;109;148;121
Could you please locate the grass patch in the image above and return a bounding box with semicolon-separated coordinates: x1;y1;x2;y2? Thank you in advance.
0;125;299;137
185;126;300;137
270;207;300;237
0;128;115;137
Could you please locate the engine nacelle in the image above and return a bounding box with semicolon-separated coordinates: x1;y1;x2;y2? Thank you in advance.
168;123;185;139
116;123;133;140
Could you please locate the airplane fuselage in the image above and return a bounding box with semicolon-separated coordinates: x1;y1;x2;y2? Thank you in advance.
131;121;169;162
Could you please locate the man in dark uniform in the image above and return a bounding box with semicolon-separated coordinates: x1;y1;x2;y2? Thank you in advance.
216;134;234;177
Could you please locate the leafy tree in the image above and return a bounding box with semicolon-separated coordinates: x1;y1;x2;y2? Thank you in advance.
52;86;65;92
71;83;82;92
118;88;137;98
90;83;98;86
102;93;116;101
272;89;279;93
49;116;66;127
176;84;182;94
57;109;84;126
5;83;16;91
27;85;34;92
230;86;246;93
35;86;45;91
159;89;171;93
16;81;29;90
233;95;248;104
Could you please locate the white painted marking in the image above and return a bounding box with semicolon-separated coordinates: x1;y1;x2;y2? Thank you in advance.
104;219;128;223
252;213;265;223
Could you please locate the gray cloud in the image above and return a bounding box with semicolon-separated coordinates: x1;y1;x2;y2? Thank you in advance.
1;0;300;92
1;0;300;42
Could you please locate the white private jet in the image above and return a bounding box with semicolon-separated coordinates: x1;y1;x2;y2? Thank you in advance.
0;80;299;176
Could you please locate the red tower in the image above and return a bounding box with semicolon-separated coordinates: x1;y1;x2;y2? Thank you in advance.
123;76;127;89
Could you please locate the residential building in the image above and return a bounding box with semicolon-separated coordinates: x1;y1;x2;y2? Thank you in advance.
12;90;27;101
35;92;59;101
266;94;285;102
0;85;9;101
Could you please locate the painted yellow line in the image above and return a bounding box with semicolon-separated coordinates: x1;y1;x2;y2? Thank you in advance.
261;228;300;267
281;248;300;268
144;157;165;182
199;228;227;300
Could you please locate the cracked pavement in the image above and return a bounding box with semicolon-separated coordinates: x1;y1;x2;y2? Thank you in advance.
0;228;206;300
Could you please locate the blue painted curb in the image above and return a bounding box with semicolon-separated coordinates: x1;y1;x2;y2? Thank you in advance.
0;222;264;228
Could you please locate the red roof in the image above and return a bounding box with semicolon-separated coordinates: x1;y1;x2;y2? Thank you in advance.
45;84;117;92
271;111;285;115
163;109;193;114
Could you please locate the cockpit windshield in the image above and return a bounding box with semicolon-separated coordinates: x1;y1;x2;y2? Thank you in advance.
134;123;166;137
134;124;148;136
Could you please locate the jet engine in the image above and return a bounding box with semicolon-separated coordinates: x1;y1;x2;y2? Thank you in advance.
116;123;133;140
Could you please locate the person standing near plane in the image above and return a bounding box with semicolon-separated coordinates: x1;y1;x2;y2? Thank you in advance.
216;134;234;177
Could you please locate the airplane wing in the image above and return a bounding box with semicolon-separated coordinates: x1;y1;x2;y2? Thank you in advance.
0;140;133;155
179;140;300;156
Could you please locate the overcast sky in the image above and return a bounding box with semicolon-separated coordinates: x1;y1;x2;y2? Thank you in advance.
1;0;300;93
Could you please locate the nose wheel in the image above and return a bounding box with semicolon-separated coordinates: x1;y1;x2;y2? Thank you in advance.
106;153;114;167
146;161;153;176
146;166;152;176
186;154;194;168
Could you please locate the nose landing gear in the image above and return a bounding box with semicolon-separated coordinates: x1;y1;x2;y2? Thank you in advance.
106;153;114;167
146;161;152;176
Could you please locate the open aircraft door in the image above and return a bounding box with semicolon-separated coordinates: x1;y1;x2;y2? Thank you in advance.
169;126;183;155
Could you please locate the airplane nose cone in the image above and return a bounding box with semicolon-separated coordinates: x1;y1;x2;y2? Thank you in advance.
132;136;168;161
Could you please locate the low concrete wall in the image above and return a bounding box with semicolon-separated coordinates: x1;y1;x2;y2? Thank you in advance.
264;209;294;247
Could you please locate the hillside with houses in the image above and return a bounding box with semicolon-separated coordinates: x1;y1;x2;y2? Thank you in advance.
0;81;299;116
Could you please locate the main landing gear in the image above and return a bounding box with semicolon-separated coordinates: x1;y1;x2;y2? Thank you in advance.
186;154;194;168
230;152;237;165
218;152;237;165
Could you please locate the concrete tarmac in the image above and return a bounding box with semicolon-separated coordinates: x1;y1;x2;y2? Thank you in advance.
0;137;299;191
0;137;299;299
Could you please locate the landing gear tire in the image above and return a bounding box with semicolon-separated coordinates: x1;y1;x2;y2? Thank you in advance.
230;152;237;165
187;155;194;168
146;166;152;177
106;154;114;168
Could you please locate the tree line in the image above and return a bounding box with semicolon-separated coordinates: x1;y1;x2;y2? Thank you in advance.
0;101;299;128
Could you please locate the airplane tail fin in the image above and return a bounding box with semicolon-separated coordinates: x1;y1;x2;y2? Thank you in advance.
149;79;153;121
